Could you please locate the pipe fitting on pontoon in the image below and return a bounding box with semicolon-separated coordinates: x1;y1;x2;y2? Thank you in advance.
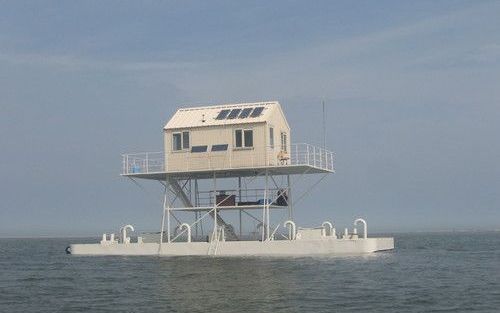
121;224;135;244
100;233;107;244
179;223;191;243
353;218;367;239
343;228;349;239
321;221;334;237
284;220;296;240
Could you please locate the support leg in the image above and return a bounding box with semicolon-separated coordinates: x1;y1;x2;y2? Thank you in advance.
287;174;293;220
213;172;217;237
266;172;270;241
238;177;242;238
160;183;167;244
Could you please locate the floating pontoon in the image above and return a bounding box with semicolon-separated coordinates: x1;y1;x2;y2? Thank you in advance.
69;101;394;256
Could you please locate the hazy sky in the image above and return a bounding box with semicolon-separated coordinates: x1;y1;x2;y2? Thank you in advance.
1;1;499;237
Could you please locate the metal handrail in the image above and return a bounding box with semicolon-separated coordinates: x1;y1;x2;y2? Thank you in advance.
122;143;335;175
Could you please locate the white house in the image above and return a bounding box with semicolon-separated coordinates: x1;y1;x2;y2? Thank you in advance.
163;101;291;172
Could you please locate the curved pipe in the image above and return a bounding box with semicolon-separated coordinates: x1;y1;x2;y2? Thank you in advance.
179;223;191;243
284;220;296;240
353;218;367;239
121;224;134;243
321;221;334;236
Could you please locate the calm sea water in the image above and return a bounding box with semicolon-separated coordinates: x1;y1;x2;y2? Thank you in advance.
1;232;499;313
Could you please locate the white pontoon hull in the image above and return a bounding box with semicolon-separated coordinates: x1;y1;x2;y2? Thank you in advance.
70;237;394;256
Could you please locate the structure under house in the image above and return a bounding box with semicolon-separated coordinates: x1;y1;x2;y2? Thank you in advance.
69;101;394;256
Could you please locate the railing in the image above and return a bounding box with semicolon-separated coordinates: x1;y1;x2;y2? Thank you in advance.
197;187;286;207
122;151;164;175
122;143;335;175
289;143;335;171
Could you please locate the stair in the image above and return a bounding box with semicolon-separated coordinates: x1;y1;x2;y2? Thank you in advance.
209;211;238;241
168;178;238;241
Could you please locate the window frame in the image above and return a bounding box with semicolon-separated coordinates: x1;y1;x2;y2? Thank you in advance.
191;145;208;153
172;132;182;151
244;130;253;148
211;144;229;152
235;129;243;148
182;131;190;150
172;130;190;152
234;128;254;149
269;127;274;148
280;131;287;152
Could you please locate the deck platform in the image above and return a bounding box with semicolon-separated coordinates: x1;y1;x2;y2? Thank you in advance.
122;143;335;180
123;164;332;180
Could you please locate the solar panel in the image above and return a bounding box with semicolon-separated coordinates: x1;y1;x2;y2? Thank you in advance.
239;108;253;118
227;108;241;119
250;106;264;117
215;109;230;120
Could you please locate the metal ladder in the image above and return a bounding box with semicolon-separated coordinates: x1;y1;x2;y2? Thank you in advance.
207;227;225;256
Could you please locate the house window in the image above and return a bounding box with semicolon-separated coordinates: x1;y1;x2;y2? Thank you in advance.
212;144;228;152
191;145;208;153
280;132;287;152
182;131;190;149
244;130;253;147
173;133;182;151
235;129;253;148
235;130;243;148
269;127;274;148
172;131;190;151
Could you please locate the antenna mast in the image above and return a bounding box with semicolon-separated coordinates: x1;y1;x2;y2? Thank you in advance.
322;100;327;148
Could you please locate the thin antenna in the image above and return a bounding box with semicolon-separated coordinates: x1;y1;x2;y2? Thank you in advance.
322;100;327;148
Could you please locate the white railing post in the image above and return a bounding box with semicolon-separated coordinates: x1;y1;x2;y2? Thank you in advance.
306;145;311;165
324;149;327;169
319;148;325;168
291;145;300;165
320;147;323;169
324;149;326;169
313;146;316;167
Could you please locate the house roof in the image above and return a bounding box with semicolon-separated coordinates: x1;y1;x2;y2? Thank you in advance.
164;101;285;130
